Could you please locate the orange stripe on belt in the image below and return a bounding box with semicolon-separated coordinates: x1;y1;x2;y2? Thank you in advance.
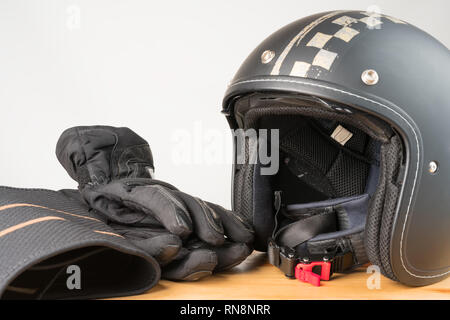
0;216;66;238
94;230;124;238
0;203;124;239
0;203;101;222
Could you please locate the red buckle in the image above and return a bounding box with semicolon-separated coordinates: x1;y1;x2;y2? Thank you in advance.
295;261;331;286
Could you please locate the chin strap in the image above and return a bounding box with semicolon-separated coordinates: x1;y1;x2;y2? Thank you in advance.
267;191;355;286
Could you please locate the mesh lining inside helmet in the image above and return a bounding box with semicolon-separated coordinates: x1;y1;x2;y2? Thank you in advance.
274;116;373;201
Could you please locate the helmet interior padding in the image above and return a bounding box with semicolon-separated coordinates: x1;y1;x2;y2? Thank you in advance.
232;93;404;279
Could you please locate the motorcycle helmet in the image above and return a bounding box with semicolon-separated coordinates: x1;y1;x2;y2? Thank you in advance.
222;10;449;286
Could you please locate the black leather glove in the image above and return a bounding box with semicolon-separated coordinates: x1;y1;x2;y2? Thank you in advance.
56;126;254;280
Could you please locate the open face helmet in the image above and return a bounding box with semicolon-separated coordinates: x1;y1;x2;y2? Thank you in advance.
222;11;450;286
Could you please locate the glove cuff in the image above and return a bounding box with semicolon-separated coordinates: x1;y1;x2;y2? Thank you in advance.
56;126;154;188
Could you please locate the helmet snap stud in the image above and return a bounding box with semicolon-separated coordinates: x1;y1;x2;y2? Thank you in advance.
428;161;439;174
261;50;275;64
361;69;379;85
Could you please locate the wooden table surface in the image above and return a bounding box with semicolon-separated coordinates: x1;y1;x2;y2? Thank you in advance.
115;252;450;300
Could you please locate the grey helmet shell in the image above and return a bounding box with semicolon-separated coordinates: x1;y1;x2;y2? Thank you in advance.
223;10;450;286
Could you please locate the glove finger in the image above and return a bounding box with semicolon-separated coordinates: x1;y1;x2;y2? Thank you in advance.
186;240;253;272
205;202;254;243
131;184;194;237
173;191;225;246
213;242;253;271
162;249;218;281
110;224;182;266
85;181;193;238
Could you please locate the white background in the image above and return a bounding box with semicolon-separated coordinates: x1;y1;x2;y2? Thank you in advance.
0;0;448;207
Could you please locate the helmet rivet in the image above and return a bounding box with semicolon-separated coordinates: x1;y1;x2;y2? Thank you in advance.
261;50;275;64
361;69;379;85
428;161;439;174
